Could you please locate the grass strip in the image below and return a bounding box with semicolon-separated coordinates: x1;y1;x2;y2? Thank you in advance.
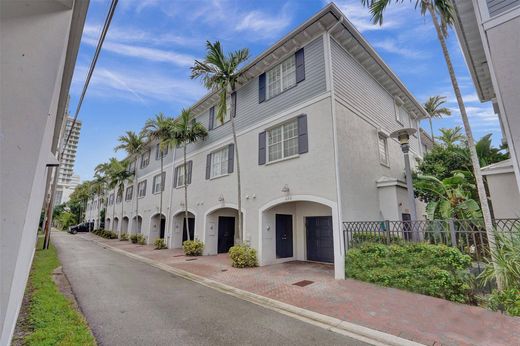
24;237;95;346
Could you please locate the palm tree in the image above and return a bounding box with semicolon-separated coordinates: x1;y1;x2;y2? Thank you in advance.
111;159;133;236
437;126;465;147
143;113;177;239
191;41;249;242
362;0;501;289
115;131;146;233
423;95;451;143
172;108;208;241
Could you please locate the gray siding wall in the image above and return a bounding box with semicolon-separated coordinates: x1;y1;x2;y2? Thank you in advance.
136;141;174;178
183;36;327;155
487;0;519;16
330;38;420;154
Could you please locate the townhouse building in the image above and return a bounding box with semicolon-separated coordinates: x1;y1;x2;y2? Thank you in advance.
87;4;428;279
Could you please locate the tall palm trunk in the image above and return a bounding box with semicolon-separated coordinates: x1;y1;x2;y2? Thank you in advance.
229;93;242;242
429;116;435;144
134;158;139;234
427;3;501;289
159;154;164;239
112;191;116;231
121;186;124;236
183;144;190;241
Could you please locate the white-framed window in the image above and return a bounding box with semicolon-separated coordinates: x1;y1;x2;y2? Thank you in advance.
140;150;150;168
137;180;147;198
155;144;168;160
108;193;114;206
267;55;296;99
116;191;122;204
175;164;186;188
394;96;404;124
125;186;133;201
210;146;229;179
128;160;136;172
267;119;298;162
378;134;389;166
152;172;166;194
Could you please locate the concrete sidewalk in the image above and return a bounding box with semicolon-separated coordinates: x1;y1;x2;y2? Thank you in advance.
82;233;519;346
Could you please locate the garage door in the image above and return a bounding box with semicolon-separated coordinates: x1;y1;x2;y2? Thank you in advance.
306;216;334;263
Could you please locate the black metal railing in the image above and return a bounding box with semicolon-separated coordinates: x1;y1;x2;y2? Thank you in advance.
343;218;519;291
344;218;519;264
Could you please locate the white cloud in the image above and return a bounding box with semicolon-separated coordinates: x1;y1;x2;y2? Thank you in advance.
82;37;196;67
236;7;292;38
72;65;206;105
334;0;411;32
372;38;427;59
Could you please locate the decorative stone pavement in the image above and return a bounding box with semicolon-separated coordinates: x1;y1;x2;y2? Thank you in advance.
82;233;520;346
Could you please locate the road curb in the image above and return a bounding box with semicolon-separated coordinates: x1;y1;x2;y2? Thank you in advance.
82;235;424;346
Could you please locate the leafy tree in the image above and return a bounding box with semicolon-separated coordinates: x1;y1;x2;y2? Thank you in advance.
143;113;176;235
437;126;465;147
191;41;249;242
415;172;481;220
476;133;508;167
114;131;146;232
172;108;207;241
423;95;451;143
361;0;501;288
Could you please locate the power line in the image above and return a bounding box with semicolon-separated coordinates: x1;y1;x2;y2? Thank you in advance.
61;0;119;156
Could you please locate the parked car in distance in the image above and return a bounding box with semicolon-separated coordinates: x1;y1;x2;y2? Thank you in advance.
68;222;91;234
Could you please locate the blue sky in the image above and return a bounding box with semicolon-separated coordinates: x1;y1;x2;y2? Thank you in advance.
70;0;502;181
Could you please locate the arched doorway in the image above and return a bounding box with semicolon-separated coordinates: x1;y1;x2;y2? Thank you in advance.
150;213;166;243
131;215;142;235
105;218;111;231
172;210;195;248
121;216;129;234
259;197;340;277
205;206;243;255
113;217;119;232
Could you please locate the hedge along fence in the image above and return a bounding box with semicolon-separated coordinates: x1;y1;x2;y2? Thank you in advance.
345;242;473;303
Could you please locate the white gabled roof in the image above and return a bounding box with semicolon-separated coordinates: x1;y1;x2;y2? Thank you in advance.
191;3;428;120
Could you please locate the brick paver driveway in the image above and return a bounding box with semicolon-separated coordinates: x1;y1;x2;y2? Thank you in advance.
83;233;520;346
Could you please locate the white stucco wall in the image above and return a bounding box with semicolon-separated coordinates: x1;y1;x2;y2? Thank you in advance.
0;1;87;343
487;172;520;218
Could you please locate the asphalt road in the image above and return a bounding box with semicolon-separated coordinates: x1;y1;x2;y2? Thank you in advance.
53;232;370;346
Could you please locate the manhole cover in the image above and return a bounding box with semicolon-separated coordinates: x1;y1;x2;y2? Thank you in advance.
293;280;314;287
185;258;197;261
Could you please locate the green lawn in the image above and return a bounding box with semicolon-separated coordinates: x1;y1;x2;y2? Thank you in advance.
24;237;95;345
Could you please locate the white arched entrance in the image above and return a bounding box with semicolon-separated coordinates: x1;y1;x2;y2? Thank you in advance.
171;209;196;249
203;203;246;255
131;215;142;235
121;216;129;234
149;213;166;244
259;195;344;279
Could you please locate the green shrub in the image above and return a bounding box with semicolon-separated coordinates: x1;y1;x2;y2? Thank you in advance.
120;233;128;241
487;288;520;316
479;231;520;290
183;239;204;256
351;232;402;246
130;234;138;244
92;229;117;239
154;238;167;250
229;244;257;268
136;234;146;245
346;242;472;303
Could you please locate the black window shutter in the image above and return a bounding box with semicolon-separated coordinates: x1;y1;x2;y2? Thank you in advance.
206;154;211;180
231;92;237;118
209;106;215;130
295;48;305;83
258;131;266;165
258;73;266;103
187;161;193;184
228;143;234;173
297;114;308;154
173;167;178;187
